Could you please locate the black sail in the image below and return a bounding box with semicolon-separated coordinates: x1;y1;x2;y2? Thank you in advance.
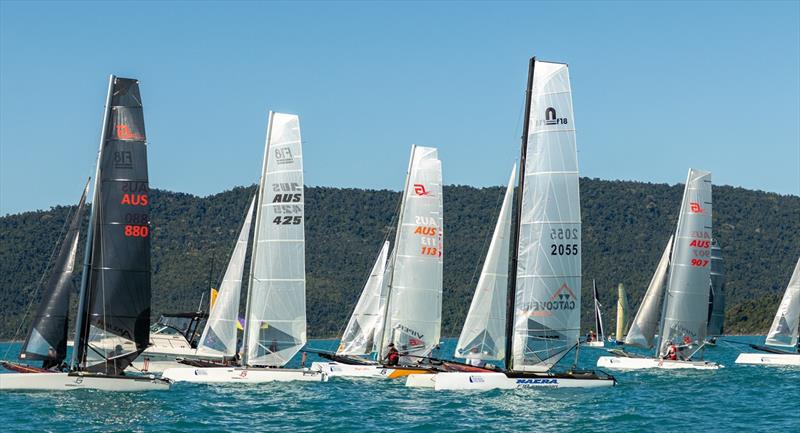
19;181;89;366
79;77;151;374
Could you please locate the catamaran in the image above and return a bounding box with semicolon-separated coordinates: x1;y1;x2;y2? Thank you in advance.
584;280;606;348
408;57;616;390
310;145;444;379
705;239;726;345
162;112;326;383
597;169;721;370
735;257;800;366
1;76;170;391
129;197;255;373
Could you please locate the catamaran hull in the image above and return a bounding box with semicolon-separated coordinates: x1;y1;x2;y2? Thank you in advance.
310;361;433;379
734;353;800;366
161;367;327;383
0;372;170;391
596;356;722;370
407;372;615;390
583;341;606;348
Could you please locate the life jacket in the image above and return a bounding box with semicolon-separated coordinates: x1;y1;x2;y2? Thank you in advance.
667;345;677;360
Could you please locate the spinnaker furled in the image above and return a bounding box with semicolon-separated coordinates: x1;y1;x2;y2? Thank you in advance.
380;145;443;361
625;236;673;349
455;165;515;361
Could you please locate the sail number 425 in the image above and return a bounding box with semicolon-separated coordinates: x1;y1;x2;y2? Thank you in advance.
273;216;302;225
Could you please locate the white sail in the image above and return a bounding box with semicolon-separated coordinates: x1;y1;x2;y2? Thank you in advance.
455;165;515;361
380;145;443;360
592;281;605;341
337;241;390;355
625;235;673;348
512;60;581;372
766;257;800;347
657;169;712;358
197;196;255;357
245;112;306;367
615;283;629;339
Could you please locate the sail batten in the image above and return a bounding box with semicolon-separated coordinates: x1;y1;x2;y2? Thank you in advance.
244;112;306;367
766;258;800;347
657;169;713;358
380;145;443;361
455;165;515;361
511;60;581;372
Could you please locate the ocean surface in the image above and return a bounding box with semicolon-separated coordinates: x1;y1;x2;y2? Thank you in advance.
1;336;797;432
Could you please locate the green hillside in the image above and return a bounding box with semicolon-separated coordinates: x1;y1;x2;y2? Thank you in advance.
1;179;798;341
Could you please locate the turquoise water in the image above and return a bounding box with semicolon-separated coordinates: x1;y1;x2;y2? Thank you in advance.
1;336;797;432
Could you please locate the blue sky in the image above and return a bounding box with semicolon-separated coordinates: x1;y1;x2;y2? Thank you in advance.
1;1;798;215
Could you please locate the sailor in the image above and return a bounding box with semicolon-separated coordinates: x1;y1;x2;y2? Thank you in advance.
42;347;58;370
586;330;595;343
665;341;678;361
466;347;486;368
384;343;400;366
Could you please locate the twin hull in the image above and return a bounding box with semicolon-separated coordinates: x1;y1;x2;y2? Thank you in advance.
310;361;434;379
0;372;170;391
161;367;327;383
406;372;616;390
596;356;722;370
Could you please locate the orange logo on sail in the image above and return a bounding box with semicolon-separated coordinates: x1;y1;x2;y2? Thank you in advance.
116;124;142;140
689;202;703;213
413;184;430;196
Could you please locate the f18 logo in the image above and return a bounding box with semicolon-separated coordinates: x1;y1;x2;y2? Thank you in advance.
689;202;703;213
413;184;430;196
543;107;568;126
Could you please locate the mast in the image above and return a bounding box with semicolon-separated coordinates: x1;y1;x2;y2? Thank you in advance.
70;75;114;371
241;111;273;367
377;144;416;359
504;57;535;371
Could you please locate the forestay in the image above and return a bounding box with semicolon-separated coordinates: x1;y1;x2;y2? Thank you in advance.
455;165;515;361
381;146;443;360
657;169;712;358
198;196;255;356
20;181;89;364
766;257;800;347
625;236;673;348
338;241;390;355
245;112;306;367
512;60;581;372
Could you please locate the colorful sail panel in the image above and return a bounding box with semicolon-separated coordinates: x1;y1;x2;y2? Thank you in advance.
625;236;673;348
198;196;255;357
658;169;712;358
381;145;443;360
20;181;89;365
455;165;515;361
706;239;726;336
766;257;800;347
338;242;390;355
80;77;152;374
245;112;306;367
512;60;581;372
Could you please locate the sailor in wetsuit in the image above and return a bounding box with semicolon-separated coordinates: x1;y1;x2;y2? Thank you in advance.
384;343;400;366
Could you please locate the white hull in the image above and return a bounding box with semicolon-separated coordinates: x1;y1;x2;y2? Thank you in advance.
309;361;432;379
407;372;615;390
735;353;800;366
583;341;605;348
162;366;327;383
0;372;170;391
596;356;722;370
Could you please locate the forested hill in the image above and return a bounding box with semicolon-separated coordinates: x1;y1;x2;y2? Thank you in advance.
1;179;798;341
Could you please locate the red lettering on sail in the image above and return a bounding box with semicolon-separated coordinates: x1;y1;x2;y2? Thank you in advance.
121;194;148;206
414;226;437;236
689;202;703;213
413;184;430;196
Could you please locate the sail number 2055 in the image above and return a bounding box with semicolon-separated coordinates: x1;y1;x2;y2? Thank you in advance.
550;228;578;255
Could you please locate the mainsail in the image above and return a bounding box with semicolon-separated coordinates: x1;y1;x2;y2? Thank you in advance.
19;181;89;365
592;281;605;342
657;169;713;358
198;196;256;356
706;239;726;337
73;77;152;374
765;257;800;347
511;60;581;372
380;145;443;360
338;241;390;356
616;283;629;339
625;236;673;348
455;165;515;361
244;112;306;367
